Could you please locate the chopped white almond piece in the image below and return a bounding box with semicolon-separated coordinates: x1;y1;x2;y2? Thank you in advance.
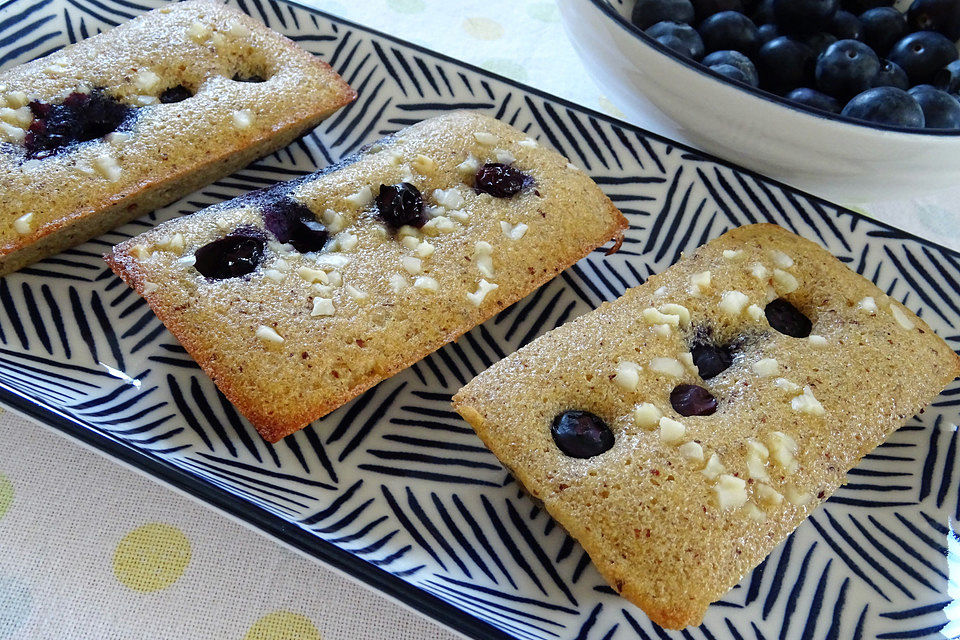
134;69;161;92
723;249;745;261
0;106;31;127
752;358;779;377
745;502;767;522
317;253;350;270
659;303;691;327
422;216;456;235
13;212;33;235
448;209;470;223
345;186;373;208
494;148;515;164
747;304;764;322
412;154;436;173
719;290;749;316
473;241;494;278
613;360;642;391
255;325;283;343
500;221;529;240
466;279;499;306
414;276;440;292
642;307;680;326
337;233;358;252
311;298;335;316
473;131;498;145
649;357;685;378
746;439;770;481
187;20;211;42
769;249;794;268
322;209;346;233
389;273;409;292
434;187;464;209
634;403;662;430
263;269;285;283
0;121;25;143
714;474;748;510
346;284;369;302
774;378;802;394
784;485;813;506
702;453;726;480
4;91;28;109
749;262;769;281
658;417;686;445
457;154;480;175
808;334;828;346
401;235;420;251
105;131;132;145
689;271;711;294
679;441;704;464
141;281;159;295
773;268;799;294
131;244;152;260
93;154;122;182
518;138;538;148
297;267;328;284
791;386;825;416
756;483;784;507
416;241;436;258
653;324;672;338
768;431;800;475
890;304;915;330
177;255;196;267
401;256;422;275
566;162;580;171
858;296;878;314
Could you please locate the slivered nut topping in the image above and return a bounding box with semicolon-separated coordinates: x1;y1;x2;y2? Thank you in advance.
745;502;767;522
769;249;794;268
747;303;764;321
890;304;915;330
719;290;749;316
416;240;435;258
264;269;284;283
808;334;827;346
467;279;499;306
0;106;32;127
613;361;642;391
134;69;161;92
311;298;335;316
422;216;456;235
389;273;409;292
790;386;825;416
434;187;464;209
473;131;498;145
723;249;745;261
658;303;691;327
653;324;672;338
702;453;725;480
187;21;211;42
689;270;711;294
141;281;159;295
494;148;516;164
4;91;28;109
678;441;704;464
457;154;480;175
297;266;328;284
13;212;33;235
345;186;373;208
784;484;813;506
473;241;494;278
412;154;436;173
500;221;528;240
93;154;122;182
751;358;779;377
232;110;254;129
649;357;685;378
714;474;748;510
518;138;538;148
858;296;878;314
338;232;358;252
745;439;770;481
255;325;283;343
156;233;185;254
401;256;422;275
774;378;801;394
756;483;784;507
750;262;769;281
0;121;25;143
414;276;440;292
767;431;799;474
345;284;369;301
773;268;799;294
679;351;697;373
658;416;686;445
642;307;680;327
634;403;662;430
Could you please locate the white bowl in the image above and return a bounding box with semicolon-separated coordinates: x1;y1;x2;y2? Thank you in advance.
558;0;960;203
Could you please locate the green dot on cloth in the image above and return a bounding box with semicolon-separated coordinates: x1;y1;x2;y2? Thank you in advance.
0;473;12;520
386;0;425;14
0;575;31;639
480;58;529;83
463;17;504;40
244;612;323;640
113;523;192;592
527;2;560;22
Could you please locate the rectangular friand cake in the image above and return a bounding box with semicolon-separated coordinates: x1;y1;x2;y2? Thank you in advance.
106;111;628;442
452;223;960;630
0;0;355;275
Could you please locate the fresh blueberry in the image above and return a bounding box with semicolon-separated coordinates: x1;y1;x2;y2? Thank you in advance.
710;63;753;84
475;163;532;197
691;0;744;22
843;86;925;126
262;198;328;253
934;59;960;93
648;21;706;58
550;410;615;458
376;182;426;228
841;0;894;13
888;31;960;86
772;0;839;34
159;85;193;104
698;11;760;54
816;39;881;98
704;50;760;85
907;0;960;41
691;341;734;378
756;36;816;93
758;22;780;44
670;384;719;416
871;59;910;89
827;10;863;39
858;7;908;57
751;0;775;24
802;31;839;55
908;85;960;128
631;0;696;29
23;89;133;158
193;228;266;279
787;87;843;112
764;298;813;337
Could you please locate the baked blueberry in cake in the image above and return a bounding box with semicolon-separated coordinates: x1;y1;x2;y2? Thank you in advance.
0;0;355;275
105;110;628;442
453;223;960;630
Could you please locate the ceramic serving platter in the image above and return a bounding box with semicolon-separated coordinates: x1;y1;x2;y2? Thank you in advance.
1;1;959;638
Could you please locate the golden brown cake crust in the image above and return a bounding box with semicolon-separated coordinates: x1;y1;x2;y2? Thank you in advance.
0;0;355;275
106;110;627;442
453;223;960;630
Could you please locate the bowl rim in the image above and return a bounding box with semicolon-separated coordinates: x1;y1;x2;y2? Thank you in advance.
584;0;960;138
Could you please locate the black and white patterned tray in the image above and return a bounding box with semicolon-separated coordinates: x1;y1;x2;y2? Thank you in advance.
1;1;959;638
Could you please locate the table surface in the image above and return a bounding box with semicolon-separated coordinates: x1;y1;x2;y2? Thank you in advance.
2;1;960;639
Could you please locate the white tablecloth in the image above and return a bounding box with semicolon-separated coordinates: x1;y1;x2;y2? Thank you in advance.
2;1;959;639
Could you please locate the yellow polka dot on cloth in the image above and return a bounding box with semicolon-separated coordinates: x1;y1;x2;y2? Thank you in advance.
480;58;529;83
113;523;191;592
527;2;560;22
463;17;504;40
0;472;12;520
386;0;425;14
244;612;323;640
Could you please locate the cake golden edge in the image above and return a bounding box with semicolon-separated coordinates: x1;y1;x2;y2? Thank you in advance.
451;222;960;630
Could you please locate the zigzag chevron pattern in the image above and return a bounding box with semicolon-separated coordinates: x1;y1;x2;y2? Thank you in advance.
0;1;958;638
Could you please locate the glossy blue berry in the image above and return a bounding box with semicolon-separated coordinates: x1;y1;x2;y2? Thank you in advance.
858;7;908;56
698;11;760;54
772;0;839;34
887;31;959;86
828;10;863;39
908;84;960;128
816;39;881;98
703;49;760;85
551;411;614;458
691;0;744;22
787;87;843;112
647;21;706;59
934;59;960;94
871;59;910;89
756;36;815;93
907;0;960;41
841;86;925;127
631;0;696;29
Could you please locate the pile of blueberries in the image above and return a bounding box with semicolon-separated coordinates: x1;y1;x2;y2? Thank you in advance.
631;0;960;128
